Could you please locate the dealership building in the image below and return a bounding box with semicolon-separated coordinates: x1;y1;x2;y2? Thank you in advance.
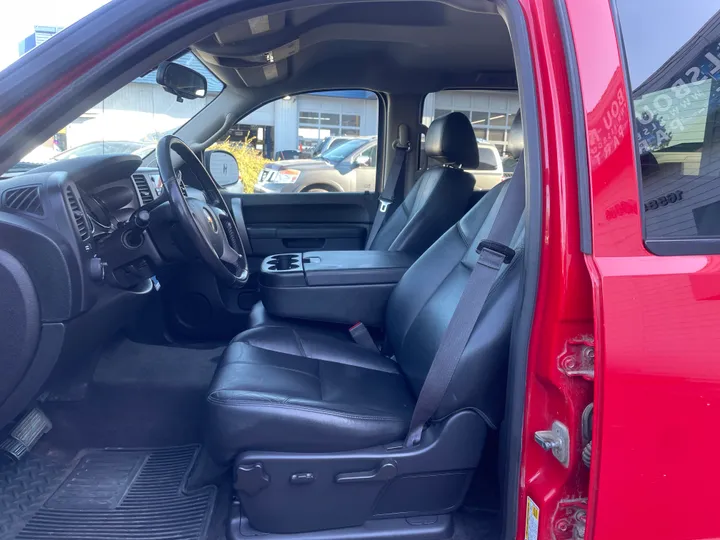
238;89;520;158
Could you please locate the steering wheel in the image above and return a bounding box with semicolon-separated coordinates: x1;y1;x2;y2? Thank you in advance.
156;135;248;287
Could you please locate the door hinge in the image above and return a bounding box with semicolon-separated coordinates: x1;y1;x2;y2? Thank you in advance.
553;499;587;540
534;420;569;467
558;336;594;379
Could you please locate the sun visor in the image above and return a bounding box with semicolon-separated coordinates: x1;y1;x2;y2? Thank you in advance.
214;13;287;43
236;59;289;87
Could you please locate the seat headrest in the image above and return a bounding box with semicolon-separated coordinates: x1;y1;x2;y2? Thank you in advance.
506;110;523;159
425;112;479;169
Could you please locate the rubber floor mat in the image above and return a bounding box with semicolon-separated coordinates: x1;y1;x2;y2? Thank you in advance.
3;445;216;540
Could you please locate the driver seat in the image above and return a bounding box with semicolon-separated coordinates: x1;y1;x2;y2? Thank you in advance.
206;114;525;534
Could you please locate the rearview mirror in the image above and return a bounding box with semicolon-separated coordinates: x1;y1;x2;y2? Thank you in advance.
156;61;207;101
205;150;240;187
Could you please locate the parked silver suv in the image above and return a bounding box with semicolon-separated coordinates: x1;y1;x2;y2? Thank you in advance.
255;137;504;193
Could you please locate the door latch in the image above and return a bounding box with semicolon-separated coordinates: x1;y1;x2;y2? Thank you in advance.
534;420;569;467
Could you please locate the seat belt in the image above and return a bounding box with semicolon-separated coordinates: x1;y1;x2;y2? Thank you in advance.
365;124;410;250
349;322;378;352
405;161;525;447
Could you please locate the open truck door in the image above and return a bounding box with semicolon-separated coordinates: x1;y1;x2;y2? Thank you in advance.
565;1;720;539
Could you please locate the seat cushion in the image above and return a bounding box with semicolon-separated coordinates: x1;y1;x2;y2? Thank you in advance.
248;300;354;342
206;326;414;462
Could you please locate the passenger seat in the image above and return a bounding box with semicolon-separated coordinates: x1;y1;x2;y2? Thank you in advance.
250;111;478;328
366;111;477;253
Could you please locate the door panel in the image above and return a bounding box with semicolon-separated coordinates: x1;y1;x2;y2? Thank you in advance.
247;224;366;253
220;191;378;326
512;1;595;539
232;192;377;262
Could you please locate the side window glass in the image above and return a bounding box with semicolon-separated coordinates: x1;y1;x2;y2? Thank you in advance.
219;91;379;193
423;90;519;190
616;2;720;241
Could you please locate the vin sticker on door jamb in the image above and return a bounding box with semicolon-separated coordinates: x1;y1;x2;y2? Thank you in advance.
525;497;539;540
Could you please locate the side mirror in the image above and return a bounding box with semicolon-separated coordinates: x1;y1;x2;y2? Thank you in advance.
354;155;371;167
156;61;207;101
205;150;240;187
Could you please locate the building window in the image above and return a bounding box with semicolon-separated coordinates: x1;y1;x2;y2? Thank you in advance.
298;111;367;151
425;91;520;156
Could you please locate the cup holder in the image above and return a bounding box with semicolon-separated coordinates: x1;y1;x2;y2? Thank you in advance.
266;254;301;272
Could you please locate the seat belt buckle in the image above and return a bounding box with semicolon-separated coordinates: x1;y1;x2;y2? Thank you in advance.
476;240;515;267
349;322;379;352
378;197;392;213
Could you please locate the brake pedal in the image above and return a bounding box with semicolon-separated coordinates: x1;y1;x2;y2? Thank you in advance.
0;407;52;461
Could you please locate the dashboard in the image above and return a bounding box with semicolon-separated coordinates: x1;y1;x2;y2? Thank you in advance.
0;152;216;432
0;154;201;319
0;154;164;430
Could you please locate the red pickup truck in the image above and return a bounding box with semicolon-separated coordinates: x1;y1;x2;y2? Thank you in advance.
0;1;716;539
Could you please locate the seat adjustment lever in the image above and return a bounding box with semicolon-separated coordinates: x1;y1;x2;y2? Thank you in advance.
335;460;397;483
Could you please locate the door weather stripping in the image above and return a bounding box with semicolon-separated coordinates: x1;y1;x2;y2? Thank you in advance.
534;420;570;467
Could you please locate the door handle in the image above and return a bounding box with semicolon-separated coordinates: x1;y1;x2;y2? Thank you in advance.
335;460;397;484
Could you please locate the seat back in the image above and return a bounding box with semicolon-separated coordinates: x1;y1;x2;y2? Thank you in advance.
386;112;525;428
368;112;476;255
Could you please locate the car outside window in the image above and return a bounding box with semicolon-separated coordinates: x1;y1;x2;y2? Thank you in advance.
327;138;352;152
356;144;377;168
616;1;720;244
246;91;380;193
4;51;222;178
321;139;371;164
477;146;500;171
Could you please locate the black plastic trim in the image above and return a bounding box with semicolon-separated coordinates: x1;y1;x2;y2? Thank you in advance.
554;0;592;254
228;502;453;540
494;1;542;539
644;238;720;257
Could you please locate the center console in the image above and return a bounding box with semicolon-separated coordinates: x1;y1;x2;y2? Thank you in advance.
259;251;416;326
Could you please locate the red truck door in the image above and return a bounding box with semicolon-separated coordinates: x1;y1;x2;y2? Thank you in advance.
566;0;720;538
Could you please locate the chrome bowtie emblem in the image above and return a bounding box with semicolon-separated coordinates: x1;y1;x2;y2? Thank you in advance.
202;208;218;233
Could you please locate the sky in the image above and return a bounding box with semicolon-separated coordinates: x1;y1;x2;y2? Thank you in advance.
617;0;719;89
0;0;110;71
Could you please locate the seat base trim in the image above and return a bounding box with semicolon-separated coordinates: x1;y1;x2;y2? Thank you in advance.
232;411;485;534
228;501;453;540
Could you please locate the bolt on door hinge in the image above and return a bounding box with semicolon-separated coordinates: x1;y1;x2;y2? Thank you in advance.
553;499;587;540
558;337;594;379
534;420;569;467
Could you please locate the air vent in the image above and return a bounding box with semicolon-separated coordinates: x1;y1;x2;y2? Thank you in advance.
132;174;154;205
2;186;44;216
178;179;188;197
65;186;90;241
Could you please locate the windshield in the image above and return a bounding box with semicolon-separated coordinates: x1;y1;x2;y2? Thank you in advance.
6;51;223;177
321;138;371;163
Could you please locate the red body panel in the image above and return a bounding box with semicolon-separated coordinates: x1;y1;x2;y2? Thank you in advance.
514;0;594;538
566;0;720;539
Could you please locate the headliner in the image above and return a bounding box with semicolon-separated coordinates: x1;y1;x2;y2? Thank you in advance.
192;0;516;96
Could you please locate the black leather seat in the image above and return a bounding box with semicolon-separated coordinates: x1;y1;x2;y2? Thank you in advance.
207;325;415;458
206;113;526;463
366;111;477;253
248;112;477;329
